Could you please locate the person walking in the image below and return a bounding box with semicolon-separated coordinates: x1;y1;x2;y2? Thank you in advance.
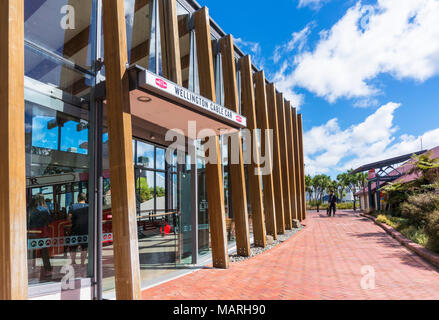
328;191;337;217
68;193;89;266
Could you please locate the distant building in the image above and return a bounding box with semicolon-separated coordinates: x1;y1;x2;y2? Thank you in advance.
354;146;439;212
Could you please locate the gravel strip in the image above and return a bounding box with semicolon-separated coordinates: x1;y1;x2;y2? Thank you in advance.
229;227;304;263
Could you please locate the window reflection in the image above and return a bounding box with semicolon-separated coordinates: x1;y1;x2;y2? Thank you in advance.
125;0;155;70
26;100;91;286
24;0;95;71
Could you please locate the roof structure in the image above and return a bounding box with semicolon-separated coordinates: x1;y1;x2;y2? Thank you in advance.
355;146;439;195
351;150;427;174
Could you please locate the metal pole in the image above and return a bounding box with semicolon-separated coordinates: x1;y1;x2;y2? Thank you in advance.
376;177;381;213
96;100;103;300
190;139;198;265
368;181;373;210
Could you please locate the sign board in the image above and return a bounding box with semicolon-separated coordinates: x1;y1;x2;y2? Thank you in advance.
139;70;247;128
368;169;376;180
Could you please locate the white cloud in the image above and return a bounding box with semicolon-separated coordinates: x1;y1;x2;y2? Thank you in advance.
234;38;265;70
276;0;439;103
298;0;330;10
273;24;314;63
303;102;439;176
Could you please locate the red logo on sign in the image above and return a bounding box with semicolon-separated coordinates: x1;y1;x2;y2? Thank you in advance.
155;78;168;89
236;115;243;123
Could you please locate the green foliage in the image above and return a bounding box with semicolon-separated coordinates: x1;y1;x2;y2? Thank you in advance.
400;193;439;227
376;214;430;249
425;210;439;252
136;177;154;202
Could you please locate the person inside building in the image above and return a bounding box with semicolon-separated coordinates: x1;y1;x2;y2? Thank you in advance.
28;193;53;276
328;191;337;217
68;193;89;265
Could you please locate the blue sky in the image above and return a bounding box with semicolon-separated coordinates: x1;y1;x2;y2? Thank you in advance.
199;0;439;178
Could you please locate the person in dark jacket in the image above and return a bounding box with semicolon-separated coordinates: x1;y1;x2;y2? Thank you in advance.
68;193;89;265
328;191;337;217
28;194;53;273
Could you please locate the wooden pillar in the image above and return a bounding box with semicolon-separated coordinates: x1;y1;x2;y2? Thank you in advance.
239;56;266;248
292;108;303;221
266;85;285;234
276;93;292;230
285;101;299;220
194;7;229;268
159;0;182;85
0;0;28;300
298;114;307;220
220;35;250;256
102;0;141;300
254;72;277;239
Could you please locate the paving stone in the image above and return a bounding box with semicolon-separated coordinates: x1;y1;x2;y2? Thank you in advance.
142;210;439;300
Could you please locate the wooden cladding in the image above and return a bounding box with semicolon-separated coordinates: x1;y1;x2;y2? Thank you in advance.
239;56;266;248
285;101;299;221
266;84;285;235
220;35;251;257
298;114;307;220
276;93;292;230
254;72;277;239
292;108;304;221
102;0;142;300
0;0;28;300
194;7;229;268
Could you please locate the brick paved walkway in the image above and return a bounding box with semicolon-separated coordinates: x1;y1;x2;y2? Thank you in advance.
142;210;439;300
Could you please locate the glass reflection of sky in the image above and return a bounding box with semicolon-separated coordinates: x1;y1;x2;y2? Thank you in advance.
30;105;88;155
137;141;155;168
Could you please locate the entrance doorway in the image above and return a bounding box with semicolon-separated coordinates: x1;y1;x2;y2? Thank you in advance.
132;138;194;285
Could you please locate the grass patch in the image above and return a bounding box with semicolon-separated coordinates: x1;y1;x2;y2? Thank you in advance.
376;214;429;248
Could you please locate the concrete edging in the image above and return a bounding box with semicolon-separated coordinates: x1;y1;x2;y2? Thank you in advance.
360;213;439;269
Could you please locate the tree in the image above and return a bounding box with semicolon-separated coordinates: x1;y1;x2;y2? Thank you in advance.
305;175;313;201
336;172;351;202
312;174;331;203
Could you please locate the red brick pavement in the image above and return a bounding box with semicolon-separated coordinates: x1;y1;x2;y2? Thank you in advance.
142;210;439;300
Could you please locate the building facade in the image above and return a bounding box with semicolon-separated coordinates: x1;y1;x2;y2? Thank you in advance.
0;0;306;300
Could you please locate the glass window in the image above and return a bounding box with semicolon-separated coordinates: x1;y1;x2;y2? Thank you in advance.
137;141;155;168
24;0;96;71
156;172;166;212
125;0;156;70
25;44;93;98
177;3;199;93
26;99;91;286
156;147;166;170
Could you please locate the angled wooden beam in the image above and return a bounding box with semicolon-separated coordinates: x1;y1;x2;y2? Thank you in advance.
298;114;307;220
194;7;229;269
266;85;285;235
285;101;299;221
0;0;28;300
102;0;141;300
276;93;292;230
159;0;182;85
239;56;266;248
220;35;250;256
254;72;277;239
292;108;304;221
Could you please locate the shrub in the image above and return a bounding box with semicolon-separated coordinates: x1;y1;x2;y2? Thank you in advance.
400;193;439;227
425;210;439;253
400;225;429;247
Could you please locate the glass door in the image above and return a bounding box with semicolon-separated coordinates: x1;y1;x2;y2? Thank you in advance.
177;170;192;265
